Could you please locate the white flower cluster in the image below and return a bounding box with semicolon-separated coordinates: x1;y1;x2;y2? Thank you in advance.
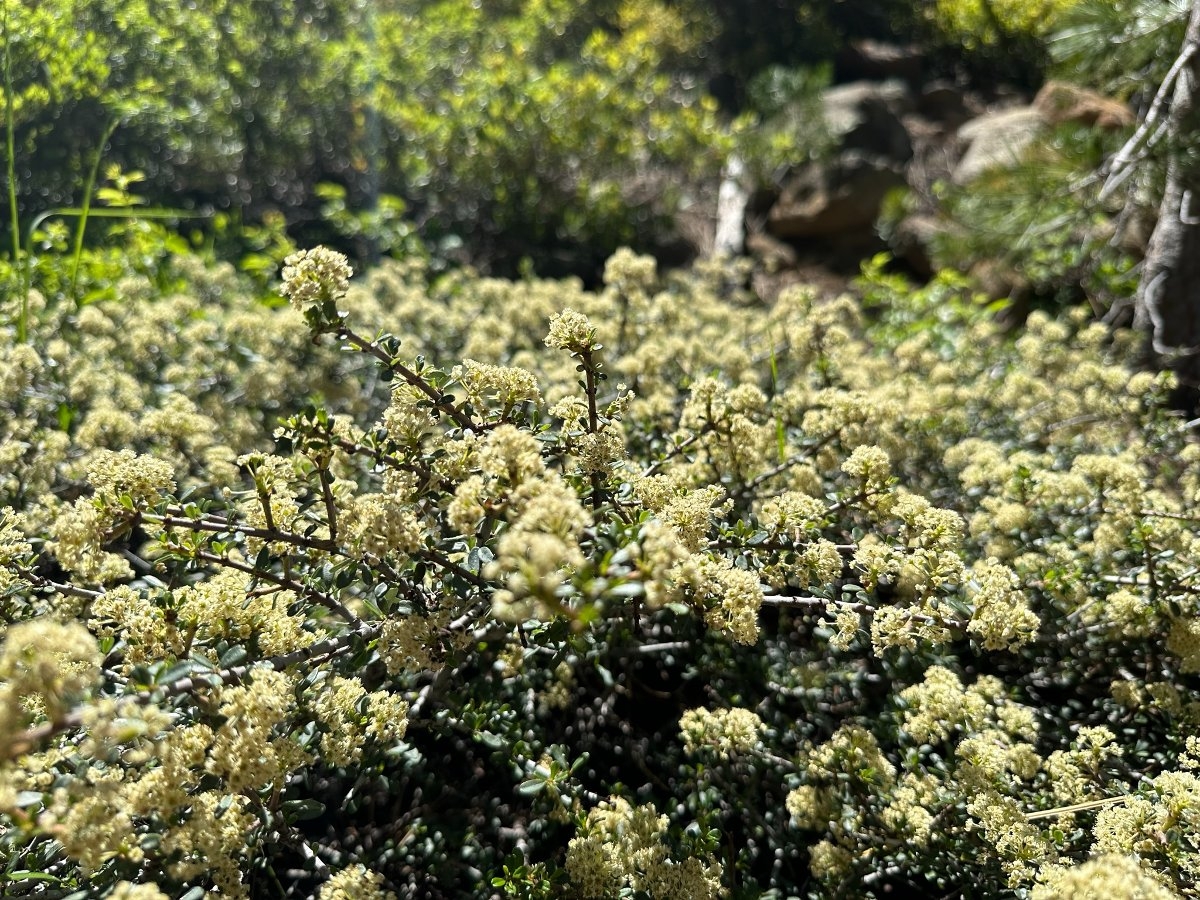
280;246;353;313
679;706;764;757
565;797;723;899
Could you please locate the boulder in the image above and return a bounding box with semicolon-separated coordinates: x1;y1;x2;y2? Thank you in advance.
1033;80;1134;130
918;80;974;126
822;79;914;164
767;153;906;238
745;230;798;272
761;80;915;244
888;214;947;278
835;40;924;84
953;106;1045;184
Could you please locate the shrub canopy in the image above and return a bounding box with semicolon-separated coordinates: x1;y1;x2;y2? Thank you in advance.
0;241;1197;898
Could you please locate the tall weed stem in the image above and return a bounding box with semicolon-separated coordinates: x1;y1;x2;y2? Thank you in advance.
70;117;121;303
3;1;26;341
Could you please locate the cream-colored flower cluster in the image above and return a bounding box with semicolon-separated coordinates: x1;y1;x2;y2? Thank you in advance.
280;246;353;313
0;620;100;746
641;481;729;553
565;796;723;899
759;490;826;538
1087;768;1200;886
544;307;597;353
381;382;444;448
698;561;765;644
1043;726;1121;805
339;491;425;559
0;507;31;595
208;669;304;791
643;542;765;643
27;668;307;898
879;771;942;846
901;666;1036;746
312;674;410;767
901;665;988;744
573;425;627;476
1033;854;1181;900
786;724;904;883
462;425;595;622
451;358;541;416
90;571;312;668
378;612;447;675
318;864;397;900
968;791;1056;886
804;725;897;791
678;378;776;481
237;451;310;554
603;246;658;297
107;883;170;900
965;559;1039;651
679;706;763;757
46;449;176;584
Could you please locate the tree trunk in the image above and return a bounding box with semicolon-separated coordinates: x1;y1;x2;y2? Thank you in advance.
1138;0;1200;407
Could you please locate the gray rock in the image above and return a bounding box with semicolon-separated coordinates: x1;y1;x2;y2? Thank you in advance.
835;40;924;84
918;80;974;126
822;80;914;164
758;81;916;248
953;106;1045;184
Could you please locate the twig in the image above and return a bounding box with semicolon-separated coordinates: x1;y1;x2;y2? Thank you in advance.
190;548;361;625
633;640;691;654
641;432;702;478
761;593;951;628
418;548;490;589
1139;508;1200;522
339;325;477;430
153;512;336;553
1101;39;1199;201
18;570;104;601
743;434;835;493
1025;794;1128;821
315;465;339;545
580;346;605;511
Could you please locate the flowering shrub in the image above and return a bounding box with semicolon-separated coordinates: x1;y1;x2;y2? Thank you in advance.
2;0;734;273
0;244;1197;898
925;0;1079;48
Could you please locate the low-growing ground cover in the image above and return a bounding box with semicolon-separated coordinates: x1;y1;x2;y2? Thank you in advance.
0;242;1197;898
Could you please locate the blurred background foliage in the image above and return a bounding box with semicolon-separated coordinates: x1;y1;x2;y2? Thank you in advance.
2;0;1191;327
2;0;1101;282
4;0;731;278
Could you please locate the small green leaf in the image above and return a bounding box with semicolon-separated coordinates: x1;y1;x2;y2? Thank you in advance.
476;731;504;749
516;779;544;796
219;645;247;667
281;799;326;821
5;872;61;884
140;832;163;851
